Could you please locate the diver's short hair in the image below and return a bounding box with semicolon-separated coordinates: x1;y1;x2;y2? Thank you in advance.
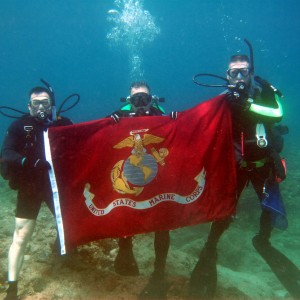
29;86;52;100
229;55;250;64
130;81;151;93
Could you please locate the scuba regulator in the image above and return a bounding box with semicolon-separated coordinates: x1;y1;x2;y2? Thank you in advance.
228;81;249;102
36;110;48;121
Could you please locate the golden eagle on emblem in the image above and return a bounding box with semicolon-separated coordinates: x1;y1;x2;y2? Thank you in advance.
114;133;164;153
111;133;169;195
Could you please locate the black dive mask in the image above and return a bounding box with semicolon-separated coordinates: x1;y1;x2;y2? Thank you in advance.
129;92;153;116
129;92;152;107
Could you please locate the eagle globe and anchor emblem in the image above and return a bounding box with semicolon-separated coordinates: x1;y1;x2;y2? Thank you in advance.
111;129;169;195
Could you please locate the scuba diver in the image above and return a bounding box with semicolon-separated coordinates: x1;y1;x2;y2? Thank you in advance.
110;81;170;299
1;80;78;300
110;81;165;119
190;40;300;299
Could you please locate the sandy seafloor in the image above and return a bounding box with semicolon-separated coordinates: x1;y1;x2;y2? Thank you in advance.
0;140;299;300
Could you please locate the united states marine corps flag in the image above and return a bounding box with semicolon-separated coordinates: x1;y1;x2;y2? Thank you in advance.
44;95;236;254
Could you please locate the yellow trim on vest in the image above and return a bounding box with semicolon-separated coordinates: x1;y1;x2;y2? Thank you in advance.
249;95;283;118
241;158;268;168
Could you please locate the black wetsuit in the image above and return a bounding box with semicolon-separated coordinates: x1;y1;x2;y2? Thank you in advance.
206;79;284;248
189;80;296;299
1;114;72;219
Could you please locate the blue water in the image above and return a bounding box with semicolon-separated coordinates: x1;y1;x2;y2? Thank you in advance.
0;0;299;130
0;1;300;298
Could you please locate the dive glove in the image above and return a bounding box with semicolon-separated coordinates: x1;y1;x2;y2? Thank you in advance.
269;150;286;182
22;157;51;170
226;91;252;111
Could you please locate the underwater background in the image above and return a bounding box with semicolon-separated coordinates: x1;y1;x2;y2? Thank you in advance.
0;0;300;299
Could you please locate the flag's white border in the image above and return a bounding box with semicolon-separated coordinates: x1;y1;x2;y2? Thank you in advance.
44;130;66;255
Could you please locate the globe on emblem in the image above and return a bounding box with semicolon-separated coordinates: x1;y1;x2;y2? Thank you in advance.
124;154;158;186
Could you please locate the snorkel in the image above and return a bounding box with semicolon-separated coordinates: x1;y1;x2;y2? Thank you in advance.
244;38;254;74
40;78;57;121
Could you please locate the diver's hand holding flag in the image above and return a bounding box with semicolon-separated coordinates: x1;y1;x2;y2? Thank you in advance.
44;95;236;253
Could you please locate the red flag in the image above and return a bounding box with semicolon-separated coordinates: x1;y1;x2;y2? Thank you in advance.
45;95;236;253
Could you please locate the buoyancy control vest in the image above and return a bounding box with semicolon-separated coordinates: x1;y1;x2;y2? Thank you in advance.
232;81;287;165
0;114;72;189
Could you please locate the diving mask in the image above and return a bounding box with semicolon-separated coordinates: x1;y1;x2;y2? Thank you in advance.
129;92;152;107
30;96;52;109
227;68;250;78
